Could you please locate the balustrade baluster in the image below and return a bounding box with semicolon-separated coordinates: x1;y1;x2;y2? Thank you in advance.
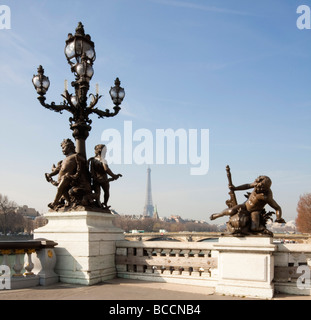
169;266;175;274
183;249;190;258
24;249;35;276
160;249;169;256
183;267;191;276
192;250;200;258
199;267;204;276
145;249;153;257
135;247;144;272
144;265;153;274
152;266;161;274
191;267;200;277
126;248;134;272
0;249;11;269
136;248;143;257
13;249;24;277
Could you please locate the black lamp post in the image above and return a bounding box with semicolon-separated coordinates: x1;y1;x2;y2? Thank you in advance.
32;22;125;159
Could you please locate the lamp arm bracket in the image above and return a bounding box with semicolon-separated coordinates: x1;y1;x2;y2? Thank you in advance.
90;105;121;119
38;95;73;115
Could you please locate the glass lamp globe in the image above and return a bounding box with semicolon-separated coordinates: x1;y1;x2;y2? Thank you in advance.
32;65;50;95
76;61;94;80
109;78;125;105
64;22;96;66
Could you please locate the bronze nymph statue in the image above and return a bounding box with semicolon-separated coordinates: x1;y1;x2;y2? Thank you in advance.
88;144;122;210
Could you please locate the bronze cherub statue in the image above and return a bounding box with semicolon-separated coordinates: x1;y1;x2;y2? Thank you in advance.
210;166;285;236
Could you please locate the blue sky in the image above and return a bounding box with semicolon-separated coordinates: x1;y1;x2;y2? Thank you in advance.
0;0;310;224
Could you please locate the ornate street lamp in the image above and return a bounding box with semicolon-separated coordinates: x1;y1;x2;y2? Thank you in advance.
32;22;125;158
32;65;50;96
32;22;125;212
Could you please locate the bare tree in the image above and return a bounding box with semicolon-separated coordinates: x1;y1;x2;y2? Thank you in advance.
0;194;18;235
296;193;311;233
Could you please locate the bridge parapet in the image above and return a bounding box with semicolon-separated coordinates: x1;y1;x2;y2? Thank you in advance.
0;239;58;289
116;238;311;298
116;241;219;287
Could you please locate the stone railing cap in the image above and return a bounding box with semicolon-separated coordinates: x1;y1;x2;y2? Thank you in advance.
0;239;58;250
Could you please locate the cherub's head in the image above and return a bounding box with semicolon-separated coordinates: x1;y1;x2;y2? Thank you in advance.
254;176;272;193
61;139;75;155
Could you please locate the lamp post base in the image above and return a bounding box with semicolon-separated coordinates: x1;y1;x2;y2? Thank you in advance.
34;210;124;285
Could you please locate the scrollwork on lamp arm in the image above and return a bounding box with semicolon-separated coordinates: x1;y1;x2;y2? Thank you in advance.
90;105;121;119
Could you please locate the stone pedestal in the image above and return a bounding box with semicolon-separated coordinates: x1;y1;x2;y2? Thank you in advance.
34;211;124;285
214;236;276;299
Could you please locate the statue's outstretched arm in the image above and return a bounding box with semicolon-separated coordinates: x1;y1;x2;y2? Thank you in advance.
102;162;122;180
267;196;284;223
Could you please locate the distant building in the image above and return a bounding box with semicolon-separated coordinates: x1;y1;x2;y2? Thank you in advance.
169;215;184;223
15;205;39;220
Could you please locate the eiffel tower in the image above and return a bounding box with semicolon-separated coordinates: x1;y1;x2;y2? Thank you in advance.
143;167;154;217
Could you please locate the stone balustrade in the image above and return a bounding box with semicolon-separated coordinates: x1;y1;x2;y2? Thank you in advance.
116;240;219;287
0;239;58;289
274;243;311;296
1;232;311;298
116;238;311;298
